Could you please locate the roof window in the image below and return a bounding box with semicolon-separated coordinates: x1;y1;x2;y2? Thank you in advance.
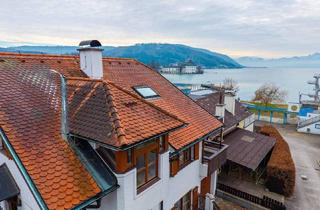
133;86;159;99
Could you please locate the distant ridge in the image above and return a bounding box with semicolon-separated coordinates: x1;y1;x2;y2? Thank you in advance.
236;53;320;68
0;43;242;69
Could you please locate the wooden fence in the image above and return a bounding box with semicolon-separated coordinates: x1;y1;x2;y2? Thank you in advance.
218;183;286;210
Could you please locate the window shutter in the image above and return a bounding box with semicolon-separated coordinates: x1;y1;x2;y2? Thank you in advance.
192;186;199;210
170;158;179;177
194;143;199;160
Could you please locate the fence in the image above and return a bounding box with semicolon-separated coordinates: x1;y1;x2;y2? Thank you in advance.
217;183;286;210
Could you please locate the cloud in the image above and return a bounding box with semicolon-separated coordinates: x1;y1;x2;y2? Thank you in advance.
0;0;319;57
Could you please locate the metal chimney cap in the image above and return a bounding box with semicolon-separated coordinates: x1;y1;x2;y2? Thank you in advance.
79;40;102;47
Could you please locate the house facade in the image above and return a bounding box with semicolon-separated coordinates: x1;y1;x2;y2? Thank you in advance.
160;60;203;74
0;40;227;210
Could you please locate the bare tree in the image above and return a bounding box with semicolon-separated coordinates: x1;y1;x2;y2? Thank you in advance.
223;78;239;93
253;83;287;106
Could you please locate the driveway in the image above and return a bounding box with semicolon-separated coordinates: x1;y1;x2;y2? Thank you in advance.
258;123;320;210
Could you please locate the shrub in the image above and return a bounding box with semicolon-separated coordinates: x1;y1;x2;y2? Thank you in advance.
260;125;295;197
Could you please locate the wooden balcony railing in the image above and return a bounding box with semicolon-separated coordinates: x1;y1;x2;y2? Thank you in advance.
202;141;228;175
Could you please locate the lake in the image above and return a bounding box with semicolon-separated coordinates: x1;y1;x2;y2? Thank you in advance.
162;67;320;102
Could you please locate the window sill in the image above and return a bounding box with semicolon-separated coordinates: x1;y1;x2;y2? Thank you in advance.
137;177;160;194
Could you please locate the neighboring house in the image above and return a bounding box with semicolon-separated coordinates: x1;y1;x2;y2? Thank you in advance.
160;66;180;74
192;92;255;133
160;59;203;74
193;91;275;183
0;40;227;210
297;110;320;135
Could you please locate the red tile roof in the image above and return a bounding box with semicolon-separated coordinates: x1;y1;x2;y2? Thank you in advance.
0;65;100;209
103;60;223;149
67;77;185;148
0;52;222;209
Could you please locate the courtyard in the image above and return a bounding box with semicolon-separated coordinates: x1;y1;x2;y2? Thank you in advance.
257;122;320;210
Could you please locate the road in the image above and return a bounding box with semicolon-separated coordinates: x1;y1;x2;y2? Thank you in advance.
261;123;320;210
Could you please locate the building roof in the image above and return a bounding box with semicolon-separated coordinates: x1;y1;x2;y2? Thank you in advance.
194;92;252;131
223;128;276;170
194;92;238;131
234;100;252;122
67;78;185;148
0;52;219;208
103;60;223;149
0;65;101;209
0;164;20;202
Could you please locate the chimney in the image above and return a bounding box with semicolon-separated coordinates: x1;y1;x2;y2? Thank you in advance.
224;92;236;115
77;40;104;79
215;104;226;122
215;90;225;122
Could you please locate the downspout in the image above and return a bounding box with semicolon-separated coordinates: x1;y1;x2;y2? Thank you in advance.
0;128;49;210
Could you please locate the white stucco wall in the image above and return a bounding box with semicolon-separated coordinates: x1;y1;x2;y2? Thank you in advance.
95;142;213;210
0;152;40;210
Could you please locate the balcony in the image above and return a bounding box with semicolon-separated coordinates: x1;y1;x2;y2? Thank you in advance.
202;140;228;175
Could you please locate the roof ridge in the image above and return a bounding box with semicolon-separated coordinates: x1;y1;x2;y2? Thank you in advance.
108;82;186;125
0;52;138;62
66;77;128;146
101;82;128;146
0;52;79;59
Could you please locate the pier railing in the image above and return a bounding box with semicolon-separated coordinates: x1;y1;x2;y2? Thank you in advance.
298;115;320;128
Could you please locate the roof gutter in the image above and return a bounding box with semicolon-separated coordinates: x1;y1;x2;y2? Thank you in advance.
69;122;187;152
170;126;223;157
0;128;49;210
71;184;119;210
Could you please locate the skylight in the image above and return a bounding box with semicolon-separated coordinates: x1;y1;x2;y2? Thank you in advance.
133;86;159;99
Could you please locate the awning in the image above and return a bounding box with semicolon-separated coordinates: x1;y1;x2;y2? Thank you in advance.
223;128;276;170
0;164;20;201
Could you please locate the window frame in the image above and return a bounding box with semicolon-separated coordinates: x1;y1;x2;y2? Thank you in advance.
179;146;194;169
174;191;192;210
135;141;159;192
133;86;160;99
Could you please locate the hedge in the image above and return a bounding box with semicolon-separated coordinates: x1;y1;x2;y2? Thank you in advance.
260;125;295;197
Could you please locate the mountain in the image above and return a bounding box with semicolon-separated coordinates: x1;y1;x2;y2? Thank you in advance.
104;43;242;68
236;53;320;68
0;43;242;69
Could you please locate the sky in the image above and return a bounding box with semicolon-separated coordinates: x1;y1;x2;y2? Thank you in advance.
0;0;320;58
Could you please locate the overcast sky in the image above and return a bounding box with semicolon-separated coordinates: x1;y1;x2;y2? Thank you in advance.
1;0;320;58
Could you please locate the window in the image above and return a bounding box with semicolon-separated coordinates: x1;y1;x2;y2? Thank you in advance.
315;124;320;129
174;191;192;210
133;86;159;99
179;146;194;168
136;141;159;190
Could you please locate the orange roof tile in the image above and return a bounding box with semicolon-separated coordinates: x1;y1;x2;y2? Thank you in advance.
102;60;223;149
0;60;100;209
67;78;185;148
0;51;222;208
